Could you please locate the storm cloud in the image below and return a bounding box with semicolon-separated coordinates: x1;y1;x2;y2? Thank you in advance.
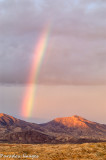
0;0;106;85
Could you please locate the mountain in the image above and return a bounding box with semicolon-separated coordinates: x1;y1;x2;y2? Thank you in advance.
0;113;45;132
0;113;106;144
0;113;56;144
40;115;106;142
41;115;106;136
0;113;18;125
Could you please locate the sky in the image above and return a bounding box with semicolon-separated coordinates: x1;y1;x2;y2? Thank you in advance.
0;0;106;124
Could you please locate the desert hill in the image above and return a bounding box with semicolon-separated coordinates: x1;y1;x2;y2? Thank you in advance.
0;113;44;131
0;113;56;143
41;115;106;135
0;113;106;144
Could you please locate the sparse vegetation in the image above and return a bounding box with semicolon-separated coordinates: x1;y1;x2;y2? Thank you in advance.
0;142;106;160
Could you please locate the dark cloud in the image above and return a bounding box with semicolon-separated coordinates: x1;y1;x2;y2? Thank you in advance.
0;0;106;85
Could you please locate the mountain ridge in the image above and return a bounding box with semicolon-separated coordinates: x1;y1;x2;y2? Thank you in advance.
0;113;106;144
0;113;105;126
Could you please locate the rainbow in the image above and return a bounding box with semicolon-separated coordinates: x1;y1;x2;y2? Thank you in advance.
21;24;51;118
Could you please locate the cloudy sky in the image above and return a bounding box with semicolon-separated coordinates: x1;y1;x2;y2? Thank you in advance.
0;0;106;85
0;0;106;123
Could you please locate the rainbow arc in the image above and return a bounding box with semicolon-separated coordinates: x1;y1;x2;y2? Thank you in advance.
21;24;51;118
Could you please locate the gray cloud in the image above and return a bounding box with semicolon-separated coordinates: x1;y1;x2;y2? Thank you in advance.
0;0;106;85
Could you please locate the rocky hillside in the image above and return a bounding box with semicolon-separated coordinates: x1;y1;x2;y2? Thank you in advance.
0;113;55;143
0;113;106;144
41;115;106;138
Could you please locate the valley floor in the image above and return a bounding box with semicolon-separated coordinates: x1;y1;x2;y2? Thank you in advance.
0;142;106;160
